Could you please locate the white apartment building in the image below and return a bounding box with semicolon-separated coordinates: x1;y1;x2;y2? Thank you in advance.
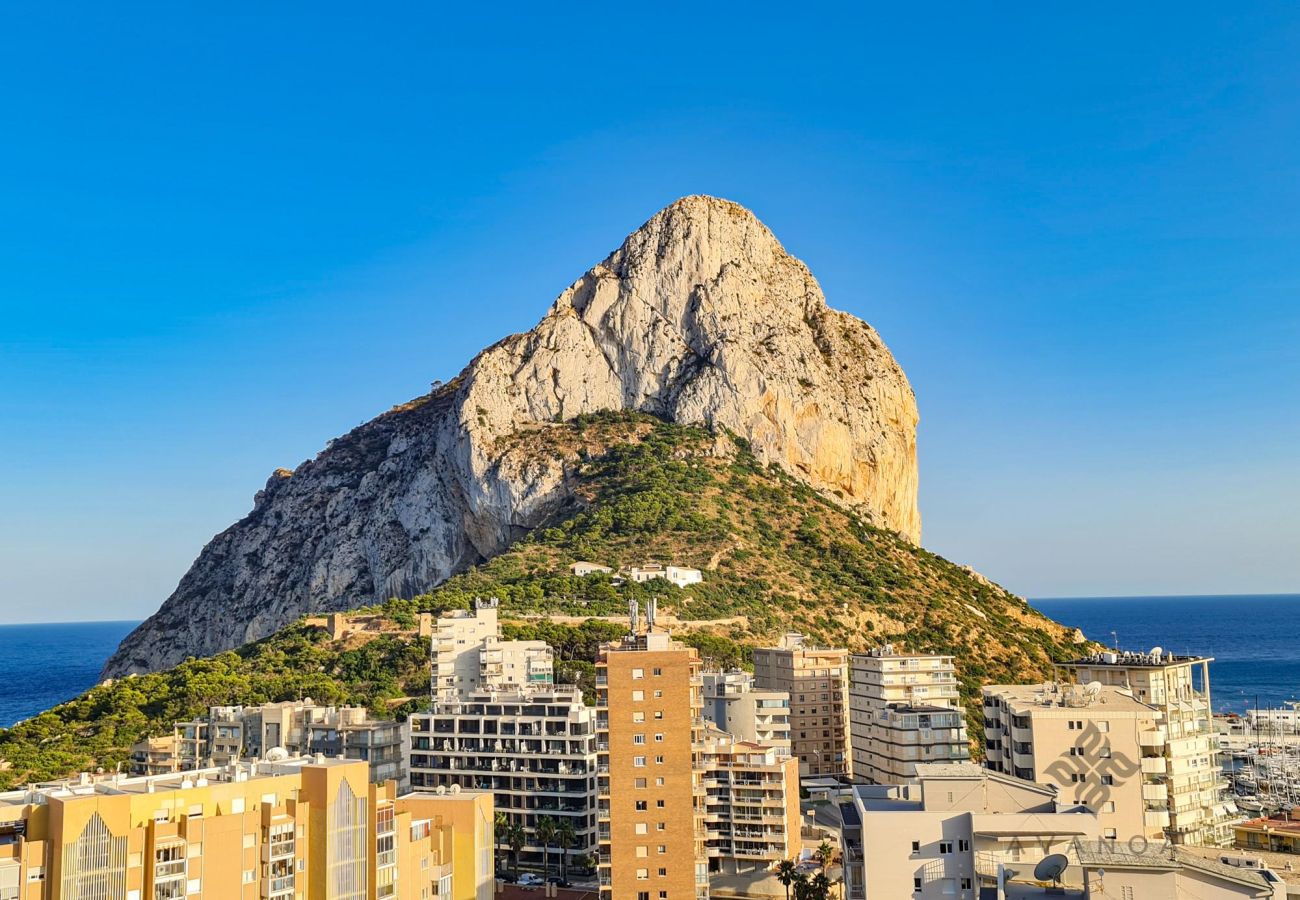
982;682;1165;844
699;726;801;874
409;686;597;872
846;763;1099;900
430;599;552;699
413;602;592;871
849;645;969;784
1064;649;1238;847
701;670;791;749
753;633;851;778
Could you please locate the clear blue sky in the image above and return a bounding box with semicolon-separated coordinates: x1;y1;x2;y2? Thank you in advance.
2;5;1297;624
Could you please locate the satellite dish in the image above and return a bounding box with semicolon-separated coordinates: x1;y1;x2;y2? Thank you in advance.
1086;681;1103;697
1150;646;1163;658
1033;854;1070;885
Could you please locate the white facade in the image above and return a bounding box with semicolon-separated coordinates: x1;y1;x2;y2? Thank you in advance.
701;670;791;749
431;600;552;699
848;764;1099;900
1065;650;1238;847
569;561;613;576
849;646;969;784
622;564;703;588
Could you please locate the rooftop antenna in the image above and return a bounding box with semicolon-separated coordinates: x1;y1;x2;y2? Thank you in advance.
1110;631;1119;650
646;598;658;632
628;599;640;635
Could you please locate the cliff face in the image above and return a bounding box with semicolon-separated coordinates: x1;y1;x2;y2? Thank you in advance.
102;196;920;677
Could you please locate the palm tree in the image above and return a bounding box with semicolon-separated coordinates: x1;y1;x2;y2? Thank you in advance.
811;872;832;900
816;840;834;870
494;812;509;873
506;822;526;879
536;816;558;880
792;872;811;900
555;818;577;882
775;859;798;900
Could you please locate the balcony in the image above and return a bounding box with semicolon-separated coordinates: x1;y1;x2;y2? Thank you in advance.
1141;757;1167;775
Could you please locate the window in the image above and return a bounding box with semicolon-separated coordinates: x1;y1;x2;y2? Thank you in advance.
960;878;971;890
635;778;647;789
657;845;667;854
911;841;920;853
914;877;922;890
636;846;648;858
1103;801;1116;813
654;733;664;742
939;842;952;854
634;734;646;745
653;690;663;698
634;756;647;767
633;712;645;723
636;801;648;811
654;711;663;719
657;868;667;877
655;756;664;764
656;800;665;808
1098;746;1112;758
635;823;648;835
958;839;969;852
653;668;662;676
1101;775;1114;786
1071;773;1086;783
1070;747;1085;756
636;869;649;881
638;894;650;900
1104;828;1118;839
632;691;645;701
657;822;666;831
632;669;644;680
655;777;665;786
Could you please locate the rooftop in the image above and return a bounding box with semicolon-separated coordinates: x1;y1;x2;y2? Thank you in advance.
985;682;1155;713
1075;844;1279;891
1064;649;1213;668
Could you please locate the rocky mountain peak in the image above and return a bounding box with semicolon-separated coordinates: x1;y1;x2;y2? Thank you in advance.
102;197;921;677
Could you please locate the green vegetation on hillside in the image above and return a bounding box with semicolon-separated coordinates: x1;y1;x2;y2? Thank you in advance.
0;412;1089;788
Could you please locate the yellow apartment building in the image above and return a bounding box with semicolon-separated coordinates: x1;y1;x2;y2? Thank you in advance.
752;634;849;779
0;756;492;900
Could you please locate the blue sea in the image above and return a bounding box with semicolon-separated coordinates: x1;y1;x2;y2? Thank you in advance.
0;621;140;728
1034;594;1300;715
2;596;1299;728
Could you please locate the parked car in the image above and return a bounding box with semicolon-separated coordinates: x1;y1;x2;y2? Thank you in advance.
518;873;545;886
546;876;571;887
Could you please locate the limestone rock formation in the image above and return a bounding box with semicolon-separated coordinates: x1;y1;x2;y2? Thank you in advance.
102;196;920;677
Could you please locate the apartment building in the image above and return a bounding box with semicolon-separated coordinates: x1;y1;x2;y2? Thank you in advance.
408;686;597;873
849;646;969;784
150;700;407;785
982;682;1164;843
752;633;850;778
595;629;709;900
431;600;552;699
701;670;791;749
411;601;591;872
699;726;800;874
0;757;493;900
1064;649;1238;847
846;763;1099;900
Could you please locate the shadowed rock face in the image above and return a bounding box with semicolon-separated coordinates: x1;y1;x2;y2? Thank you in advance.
102;196;920;677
